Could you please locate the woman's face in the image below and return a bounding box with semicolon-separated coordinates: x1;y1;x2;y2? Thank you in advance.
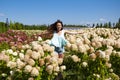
56;22;62;31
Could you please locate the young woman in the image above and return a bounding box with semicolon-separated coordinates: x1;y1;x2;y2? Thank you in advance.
47;20;83;58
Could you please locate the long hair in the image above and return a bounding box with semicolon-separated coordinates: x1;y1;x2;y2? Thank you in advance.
48;20;63;33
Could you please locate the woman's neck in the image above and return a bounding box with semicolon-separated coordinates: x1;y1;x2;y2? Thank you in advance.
56;30;62;33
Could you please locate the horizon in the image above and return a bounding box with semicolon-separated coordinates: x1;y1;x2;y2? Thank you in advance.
0;0;120;25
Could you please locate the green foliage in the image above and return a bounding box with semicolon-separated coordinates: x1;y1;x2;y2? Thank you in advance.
110;54;120;77
0;42;10;52
0;61;10;80
0;22;8;33
62;44;120;80
0;21;48;33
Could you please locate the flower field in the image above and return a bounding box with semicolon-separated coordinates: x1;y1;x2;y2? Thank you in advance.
0;28;120;80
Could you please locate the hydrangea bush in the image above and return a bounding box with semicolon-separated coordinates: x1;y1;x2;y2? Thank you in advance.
63;28;120;80
0;39;65;80
0;28;120;80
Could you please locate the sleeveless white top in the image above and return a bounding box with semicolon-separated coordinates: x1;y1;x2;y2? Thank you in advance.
50;30;67;47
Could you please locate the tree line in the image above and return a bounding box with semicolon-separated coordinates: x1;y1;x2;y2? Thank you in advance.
93;18;120;28
0;21;48;33
0;18;120;33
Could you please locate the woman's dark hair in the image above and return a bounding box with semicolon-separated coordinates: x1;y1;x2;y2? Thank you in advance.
48;20;63;33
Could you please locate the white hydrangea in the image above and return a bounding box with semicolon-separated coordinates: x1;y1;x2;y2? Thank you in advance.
12;52;18;56
115;41;120;48
109;69;113;73
6;49;13;54
89;47;95;53
39;59;45;66
105;78;112;80
32;45;40;51
98;50;106;58
31;51;40;60
105;55;110;61
84;38;90;44
49;46;55;53
24;65;32;73
78;45;86;53
49;57;58;64
22;45;26;50
105;62;112;68
24;54;30;62
28;77;34;80
116;52;120;57
53;66;60;72
31;41;38;46
71;44;78;51
16;59;25;69
58;58;63;65
112;50;117;56
105;49;112;55
76;38;83;45
31;67;39;76
46;65;54;74
38;36;42;41
107;46;113;50
10;70;14;76
7;61;17;69
93;73;100;78
60;65;66;72
38;50;44;57
69;35;76;44
54;72;58;76
26;49;33;56
96;74;100;78
42;44;51;52
82;62;88;67
71;55;80;62
19;53;24;60
96;42;102;48
25;44;31;49
27;59;35;66
1;73;7;77
21;49;24;53
66;42;71;49
51;52;59;58
84;44;90;51
89;53;96;60
0;53;9;62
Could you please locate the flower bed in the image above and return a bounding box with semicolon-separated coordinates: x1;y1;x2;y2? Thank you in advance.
0;28;120;80
0;40;65;80
63;28;120;80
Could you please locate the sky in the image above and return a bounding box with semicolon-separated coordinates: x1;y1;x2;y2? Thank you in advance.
0;0;120;25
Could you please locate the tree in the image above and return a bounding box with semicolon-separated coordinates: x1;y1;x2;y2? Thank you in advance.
92;24;95;28
113;23;115;28
115;23;120;28
103;23;108;28
96;23;99;28
108;22;112;28
115;18;120;29
118;18;120;24
100;23;103;28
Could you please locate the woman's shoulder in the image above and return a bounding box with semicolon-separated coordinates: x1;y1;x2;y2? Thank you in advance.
62;29;67;32
62;30;67;34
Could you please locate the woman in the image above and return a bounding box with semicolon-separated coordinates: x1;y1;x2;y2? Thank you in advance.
47;20;83;58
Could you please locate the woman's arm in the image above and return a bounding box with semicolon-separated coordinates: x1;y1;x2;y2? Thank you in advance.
64;30;84;35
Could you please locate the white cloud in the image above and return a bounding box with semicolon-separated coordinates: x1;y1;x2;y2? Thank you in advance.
0;13;5;17
99;18;106;22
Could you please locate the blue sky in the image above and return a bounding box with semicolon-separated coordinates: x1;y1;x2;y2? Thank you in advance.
0;0;120;25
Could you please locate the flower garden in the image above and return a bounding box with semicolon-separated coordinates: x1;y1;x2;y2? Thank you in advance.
0;28;120;80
